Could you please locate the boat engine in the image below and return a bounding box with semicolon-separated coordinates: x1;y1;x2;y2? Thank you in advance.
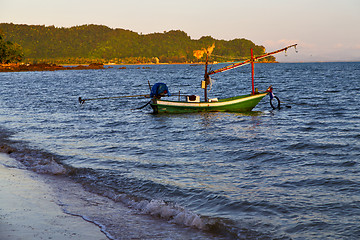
150;83;171;99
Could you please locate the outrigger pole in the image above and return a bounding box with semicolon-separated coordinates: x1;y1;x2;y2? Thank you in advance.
78;94;149;104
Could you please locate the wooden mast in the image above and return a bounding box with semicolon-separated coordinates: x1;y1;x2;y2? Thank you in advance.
204;51;209;102
251;49;255;95
194;43;215;102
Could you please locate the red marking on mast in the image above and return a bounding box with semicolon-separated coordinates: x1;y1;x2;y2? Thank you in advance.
251;49;255;95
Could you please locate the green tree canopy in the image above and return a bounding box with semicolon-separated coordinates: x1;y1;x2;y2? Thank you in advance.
0;30;23;63
0;23;275;64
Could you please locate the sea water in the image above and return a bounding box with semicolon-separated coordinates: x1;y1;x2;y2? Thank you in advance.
0;62;359;239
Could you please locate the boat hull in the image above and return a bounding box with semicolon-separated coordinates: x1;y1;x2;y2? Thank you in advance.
151;93;267;113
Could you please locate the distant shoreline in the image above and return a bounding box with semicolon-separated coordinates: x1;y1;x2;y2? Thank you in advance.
0;63;105;72
0;62;204;72
2;61;359;72
1;61;282;72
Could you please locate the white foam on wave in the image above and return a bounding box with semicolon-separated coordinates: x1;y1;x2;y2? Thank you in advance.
3;148;213;237
9;151;67;175
3;145;209;233
112;195;207;230
31;157;67;175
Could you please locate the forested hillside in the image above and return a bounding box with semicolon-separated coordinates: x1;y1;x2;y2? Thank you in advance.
0;23;275;64
0;30;23;63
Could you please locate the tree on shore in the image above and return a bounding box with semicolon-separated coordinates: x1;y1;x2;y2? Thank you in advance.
0;24;276;64
0;31;23;63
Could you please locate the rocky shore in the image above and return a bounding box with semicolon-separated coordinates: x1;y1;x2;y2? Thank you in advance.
0;63;105;72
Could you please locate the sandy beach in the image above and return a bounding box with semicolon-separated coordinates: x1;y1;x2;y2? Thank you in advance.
0;153;108;240
0;152;213;240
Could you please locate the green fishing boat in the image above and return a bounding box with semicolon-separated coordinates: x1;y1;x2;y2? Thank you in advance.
151;93;268;114
79;44;297;113
150;44;297;114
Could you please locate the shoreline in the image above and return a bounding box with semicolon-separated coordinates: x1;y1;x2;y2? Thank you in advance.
0;63;105;72
0;62;199;72
0;153;109;240
0;152;217;240
2;61;357;73
0;61;281;72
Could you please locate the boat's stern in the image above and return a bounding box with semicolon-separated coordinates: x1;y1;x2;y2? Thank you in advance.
150;99;159;114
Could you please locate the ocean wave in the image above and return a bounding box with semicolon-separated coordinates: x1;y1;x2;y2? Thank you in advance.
0;138;238;238
2;146;278;239
77;175;209;230
0;143;66;176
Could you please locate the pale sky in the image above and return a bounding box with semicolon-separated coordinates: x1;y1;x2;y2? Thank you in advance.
1;0;359;62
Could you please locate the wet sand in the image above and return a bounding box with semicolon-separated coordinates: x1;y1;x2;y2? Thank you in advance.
0;153;108;240
0;152;215;240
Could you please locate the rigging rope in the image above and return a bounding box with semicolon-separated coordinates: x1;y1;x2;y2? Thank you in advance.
208;44;298;75
211;54;247;61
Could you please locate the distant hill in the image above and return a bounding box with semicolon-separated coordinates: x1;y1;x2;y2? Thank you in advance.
0;23;275;64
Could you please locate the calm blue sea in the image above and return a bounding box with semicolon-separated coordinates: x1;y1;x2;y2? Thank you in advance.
0;62;359;239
